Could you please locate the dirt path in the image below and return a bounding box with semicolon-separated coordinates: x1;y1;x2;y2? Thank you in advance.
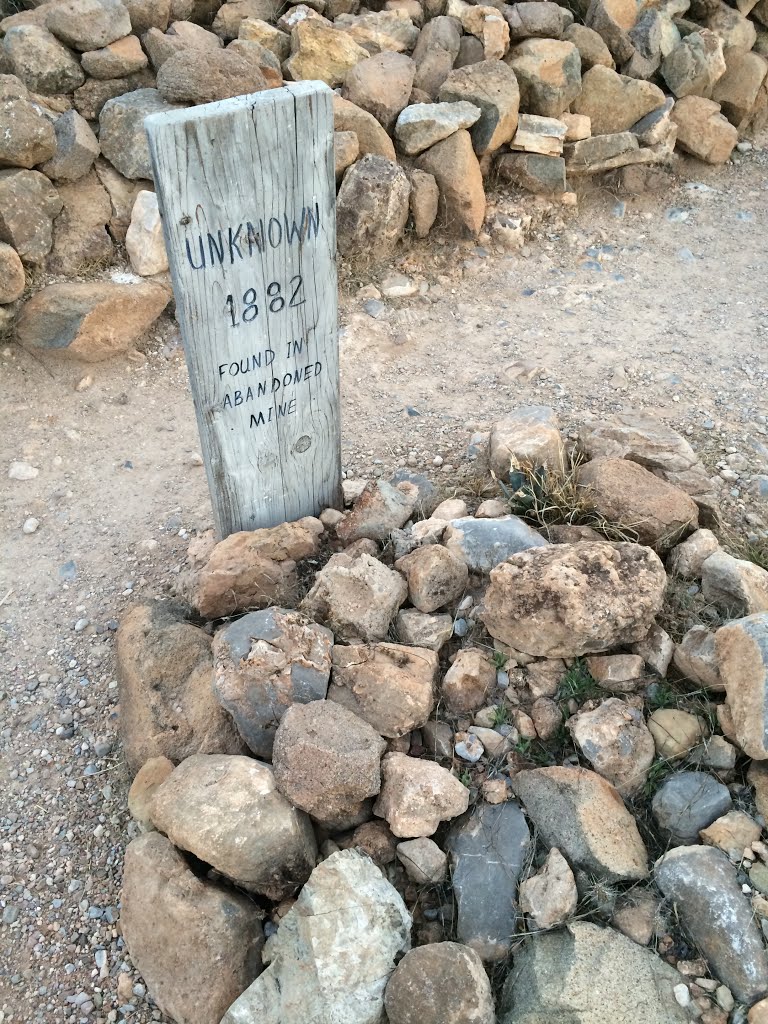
1;146;768;1023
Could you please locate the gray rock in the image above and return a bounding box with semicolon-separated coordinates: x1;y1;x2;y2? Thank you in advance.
336;154;410;257
0;168;62;263
222;850;411;1024
439;59;521;155
46;0;132;52
443;515;547;574
651;770;732;844
73;69;156;121
655;845;768;1004
500;921;690;1024
99;88;184;180
0;96;56;169
212;608;333;760
446;800;531;961
3;26;86;95
40;110;100;182
661;28;726;97
701;549;768;616
496;151;567;195
505;1;571;41
385;943;495;1024
394;101;481;156
411;16;461;98
506;38;582;117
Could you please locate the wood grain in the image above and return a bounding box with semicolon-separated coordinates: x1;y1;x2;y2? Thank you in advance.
145;82;340;539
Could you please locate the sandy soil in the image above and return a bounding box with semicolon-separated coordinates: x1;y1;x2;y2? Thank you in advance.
1;146;768;1023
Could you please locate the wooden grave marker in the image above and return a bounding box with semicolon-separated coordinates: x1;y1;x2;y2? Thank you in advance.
145;82;340;539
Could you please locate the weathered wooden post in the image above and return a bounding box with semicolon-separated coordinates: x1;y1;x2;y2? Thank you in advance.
145;83;340;539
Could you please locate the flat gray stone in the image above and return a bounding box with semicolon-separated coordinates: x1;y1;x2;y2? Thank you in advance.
444;515;547;574
655;845;768;1004
99;88;183;180
651;770;732;844
446;801;530;962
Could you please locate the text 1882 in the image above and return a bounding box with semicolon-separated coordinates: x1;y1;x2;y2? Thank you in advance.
225;275;305;327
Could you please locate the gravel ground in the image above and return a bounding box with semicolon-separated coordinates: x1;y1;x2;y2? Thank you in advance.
2;143;768;1023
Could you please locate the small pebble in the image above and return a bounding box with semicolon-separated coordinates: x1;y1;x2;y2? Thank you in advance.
22;517;39;534
8;461;39;481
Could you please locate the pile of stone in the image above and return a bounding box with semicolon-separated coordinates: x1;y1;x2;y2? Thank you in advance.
115;405;768;1024
1;0;766;351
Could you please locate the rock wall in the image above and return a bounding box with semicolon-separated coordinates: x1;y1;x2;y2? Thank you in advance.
0;0;766;357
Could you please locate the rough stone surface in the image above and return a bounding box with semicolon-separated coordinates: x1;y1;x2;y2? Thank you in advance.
581;411;699;473
284;19;369;86
716;613;768;759
651;770;732;844
337;479;417;544
673;625;722;690
125;189;167;275
374;751;469;837
586;0;637;64
395;100;481;155
572;64;666;134
712;48;768;125
670;95;738;163
507;38;582;117
447;800;531;961
411;16;461;97
407;167;439;237
667;528;720;578
116;600;244;775
395;837;447;883
564;22;616;69
151;754;317;899
656;845;768;1005
443;648;496;714
329;642;438;738
648;708;706;759
500;922;690;1024
385;943;495;1024
212;607;333;758
0;168;62;264
188;518;322;619
122;832;265;1024
127;755;174;830
631;623;675;676
99;88;183;180
333;94;397;161
3;26;86;94
490;406;565;475
81;34;148;78
301;550;408;642
272;700;386;829
0;241;25;304
416;128;486;237
336;154;410;256
395;544;468;613
585;653;645;692
39;109;100;183
700;810;762;858
512;766;648;880
156;46;267;102
222;850;411;1024
519;847;578;929
702;550;768;615
567;698;655;796
343;51;414;132
497;151;567;194
46;0;131;51
438;59;521;154
661;29;726;97
444;515;548;574
45;170;113;276
482;542;667;658
0;95;56;169
395;608;452;651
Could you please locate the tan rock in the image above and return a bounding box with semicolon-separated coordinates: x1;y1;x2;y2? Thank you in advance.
572;64;665;134
476;499;508;518
407;167;439;237
81;34;148;78
670;95;738;164
301;550;407;642
530;696;562;740
489;405;565;476
749;999;768;1024
433;498;469;519
700;810;762;858
187;517;323;619
0;242;25;304
568;698;655;796
336;153;410;256
482;542;667;658
334;10;420;54
0;168;62;263
512;766;648;880
127;755;174;830
272;701;386;829
125;189;167;275
586;0;637;64
412;16;461;97
395;609;453;651
443;648;496;713
519;847;578;929
122;833;265;1024
673;625;723;690
44;169;112;276
416;128;486;238
702;550;768;615
580;410;699;474
116;600;244;775
564;22;615;69
385;943;495;1024
284;20;368;87
395;544;468;613
749;760;768;818
716;613;768;759
238;17;290;61
334;129;359;180
150;754;317;899
526;659;566;698
337;479;417;544
585;653;645;692
374;752;469;837
93;157;151;242
713;49;768;126
506;38;582;117
611;891;660;945
661;29;727;98
395;837;447;882
438;59;521;155
329;642;438;738
647;708;705;759
707;1;756;51
667;528;720;578
578;456;698;550
561;111;592;140
349;820;397;867
343;51;415;132
631;623;674;677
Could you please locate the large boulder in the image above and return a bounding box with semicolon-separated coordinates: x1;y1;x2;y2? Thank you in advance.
482;542;667;658
99;88;184;179
374;751;469;837
212;607;333;759
336;154;410;256
439;59;520;154
447;801;531;961
3;26;86;94
656;845;768;1005
272;701;386;829
116;600;244;775
577;457;699;550
572;65;665;134
499;922;690;1024
0;95;56;169
716;613;768;759
385;944;495;1024
46;0;131;51
301;550;408;642
416;129;486;237
512;766;648;881
122;833;265;1024
17;279;170;360
0;168;62;263
284;19;369;86
343;51;415;132
506;38;582;117
221;850;411;1024
329;642;438;737
670;94;738;163
150;754;318;899
184;518;323;619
